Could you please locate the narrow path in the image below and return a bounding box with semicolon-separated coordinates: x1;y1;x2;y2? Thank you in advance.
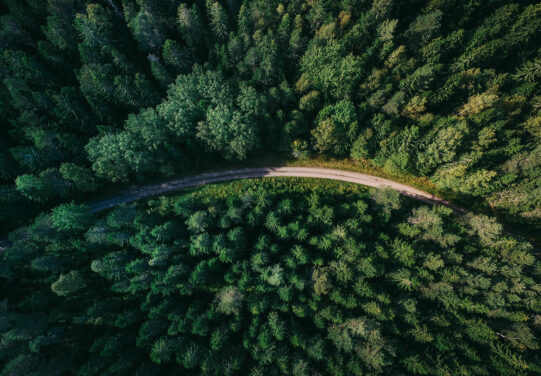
88;167;467;214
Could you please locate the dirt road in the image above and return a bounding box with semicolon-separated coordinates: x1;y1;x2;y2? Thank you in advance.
88;167;467;213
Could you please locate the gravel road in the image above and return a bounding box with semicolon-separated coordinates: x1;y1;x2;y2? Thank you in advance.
88;167;467;213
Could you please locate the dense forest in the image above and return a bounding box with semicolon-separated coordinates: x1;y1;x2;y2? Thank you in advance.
0;0;540;234
1;179;540;375
1;0;540;374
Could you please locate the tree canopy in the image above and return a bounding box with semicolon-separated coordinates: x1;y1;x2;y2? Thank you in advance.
1;179;540;375
0;0;539;234
0;1;540;373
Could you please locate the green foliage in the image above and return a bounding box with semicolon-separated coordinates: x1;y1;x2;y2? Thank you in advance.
51;202;93;232
0;0;540;371
59;163;99;193
311;100;358;155
197;103;257;160
299;40;362;101
370;188;401;215
15;168;71;202
216;286;244;316
162;39;190;71
0;0;539;236
1;179;539;375
405;10;443;47
51;270;86;296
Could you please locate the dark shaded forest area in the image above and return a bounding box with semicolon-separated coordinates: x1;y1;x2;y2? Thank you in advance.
1;179;540;375
0;0;539;234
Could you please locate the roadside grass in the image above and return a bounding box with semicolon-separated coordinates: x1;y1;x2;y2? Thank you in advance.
84;154;491;224
83;154;539;247
87;155;443;203
285;157;441;194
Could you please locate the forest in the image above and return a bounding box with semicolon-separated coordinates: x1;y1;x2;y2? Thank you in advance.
1;179;540;375
0;0;540;374
0;0;539;233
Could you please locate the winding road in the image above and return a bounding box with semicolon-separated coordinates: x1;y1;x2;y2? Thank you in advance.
88;167;467;214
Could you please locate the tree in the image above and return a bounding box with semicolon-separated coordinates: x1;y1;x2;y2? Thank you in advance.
186;211;209;233
399;64;439;94
207;1;229;41
42;1;78;54
312;267;332;295
1;354;40;376
311;100;358;155
77;63;116;118
382;91;406;115
216;286;243;315
416;125;464;175
407;206;459;247
51;202;93;232
458;90;499;118
15;168;71;202
370;188;401;215
128;10;167;53
197;104;257;160
3;49;47;83
262;264;284;286
405;10;443;47
299;40;362;100
464;214;502;246
74;4;115;52
150;337;175;364
51;270;86;296
177;4;203;47
59;163;99;192
85;133;131;183
514;58;541;83
162;39;191;71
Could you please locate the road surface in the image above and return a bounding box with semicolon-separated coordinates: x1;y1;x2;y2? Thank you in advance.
88;167;467;214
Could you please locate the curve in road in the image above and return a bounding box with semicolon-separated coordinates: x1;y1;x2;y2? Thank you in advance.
88;167;467;214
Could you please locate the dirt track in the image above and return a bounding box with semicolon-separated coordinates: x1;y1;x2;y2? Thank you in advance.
88;167;467;213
